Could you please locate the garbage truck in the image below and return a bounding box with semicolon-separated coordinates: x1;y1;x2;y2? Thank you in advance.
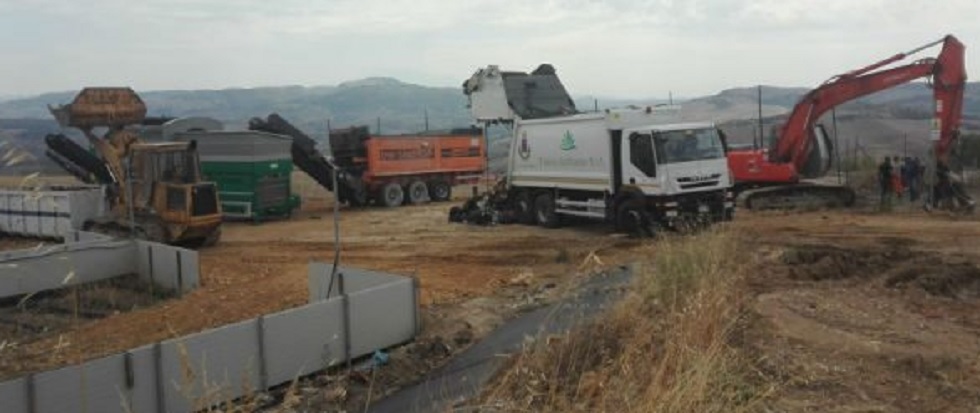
453;64;734;235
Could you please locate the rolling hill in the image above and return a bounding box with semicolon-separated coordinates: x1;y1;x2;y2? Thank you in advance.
2;78;979;175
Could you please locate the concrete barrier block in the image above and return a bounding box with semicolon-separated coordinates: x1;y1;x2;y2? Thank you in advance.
308;264;410;302
34;354;128;413
348;278;417;356
0;377;27;413
159;319;262;412
0;241;136;299
263;299;345;385
126;344;159;413
135;241;200;293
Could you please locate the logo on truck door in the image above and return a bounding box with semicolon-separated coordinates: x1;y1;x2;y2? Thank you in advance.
518;131;531;160
560;131;576;151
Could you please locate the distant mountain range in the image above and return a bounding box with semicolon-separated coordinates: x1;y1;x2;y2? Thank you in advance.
2;77;979;175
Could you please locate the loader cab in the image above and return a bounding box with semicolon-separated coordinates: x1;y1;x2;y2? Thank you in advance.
132;142;203;184
129;142;220;225
621;123;730;196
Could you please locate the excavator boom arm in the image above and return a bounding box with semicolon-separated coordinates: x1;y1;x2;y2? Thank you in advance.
772;35;965;172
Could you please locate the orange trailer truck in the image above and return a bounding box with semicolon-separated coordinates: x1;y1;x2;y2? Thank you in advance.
329;126;486;207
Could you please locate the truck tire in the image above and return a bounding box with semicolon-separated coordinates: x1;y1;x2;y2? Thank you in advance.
428;180;452;202
514;191;535;225
534;193;560;228
380;182;404;208
407;181;429;205
615;200;652;237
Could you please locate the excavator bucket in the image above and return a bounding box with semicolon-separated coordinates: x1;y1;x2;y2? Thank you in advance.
799;125;835;179
48;87;147;129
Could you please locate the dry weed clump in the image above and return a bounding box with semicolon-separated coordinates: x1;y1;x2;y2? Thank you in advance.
475;230;769;412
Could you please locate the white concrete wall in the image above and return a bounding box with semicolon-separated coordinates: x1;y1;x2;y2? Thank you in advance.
0;234;199;299
0;264;420;413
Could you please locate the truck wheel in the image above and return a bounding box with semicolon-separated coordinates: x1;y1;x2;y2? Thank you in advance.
407;181;429;204
380;182;404;207
428;180;452;202
616;200;651;237
534;193;560;228
514;191;534;225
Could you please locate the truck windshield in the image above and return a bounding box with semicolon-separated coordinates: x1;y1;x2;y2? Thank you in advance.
653;128;725;164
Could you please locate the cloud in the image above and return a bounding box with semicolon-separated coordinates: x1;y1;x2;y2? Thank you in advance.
0;0;977;97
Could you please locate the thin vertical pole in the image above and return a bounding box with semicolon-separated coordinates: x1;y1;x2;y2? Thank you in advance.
757;85;764;150
424;109;429;132
327;163;341;298
668;91;673;106
593;98;598;112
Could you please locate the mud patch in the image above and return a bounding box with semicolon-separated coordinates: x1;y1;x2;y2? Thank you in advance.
885;259;980;298
781;245;905;281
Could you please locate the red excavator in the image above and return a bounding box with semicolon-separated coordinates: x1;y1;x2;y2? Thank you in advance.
729;34;967;209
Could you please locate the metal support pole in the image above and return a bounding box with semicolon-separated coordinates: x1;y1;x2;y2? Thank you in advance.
327;163;341;298
757;85;764;150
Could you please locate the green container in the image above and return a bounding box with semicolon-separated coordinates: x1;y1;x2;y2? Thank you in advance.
201;159;301;220
174;131;300;221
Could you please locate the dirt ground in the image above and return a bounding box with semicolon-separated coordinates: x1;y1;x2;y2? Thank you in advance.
2;173;980;411
740;209;980;412
0;181;640;380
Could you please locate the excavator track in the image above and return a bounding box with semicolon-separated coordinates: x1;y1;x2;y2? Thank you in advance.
738;183;857;210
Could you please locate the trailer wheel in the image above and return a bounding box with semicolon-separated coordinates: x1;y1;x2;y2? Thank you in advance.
407;181;429;205
428;180;452;202
534;193;560;228
514;191;535;225
380;182;405;208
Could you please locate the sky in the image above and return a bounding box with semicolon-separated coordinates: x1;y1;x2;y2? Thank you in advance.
0;0;978;99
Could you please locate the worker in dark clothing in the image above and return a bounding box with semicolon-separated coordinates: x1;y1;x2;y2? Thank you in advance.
878;156;893;211
904;157;919;202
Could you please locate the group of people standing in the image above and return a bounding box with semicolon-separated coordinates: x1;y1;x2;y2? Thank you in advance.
878;156;924;210
879;155;976;212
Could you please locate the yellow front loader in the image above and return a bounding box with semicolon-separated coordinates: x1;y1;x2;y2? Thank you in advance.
49;87;223;246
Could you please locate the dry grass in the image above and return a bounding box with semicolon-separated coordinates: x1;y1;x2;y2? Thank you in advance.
472;230;770;412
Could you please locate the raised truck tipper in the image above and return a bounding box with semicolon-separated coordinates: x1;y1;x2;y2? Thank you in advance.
457;64;734;234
